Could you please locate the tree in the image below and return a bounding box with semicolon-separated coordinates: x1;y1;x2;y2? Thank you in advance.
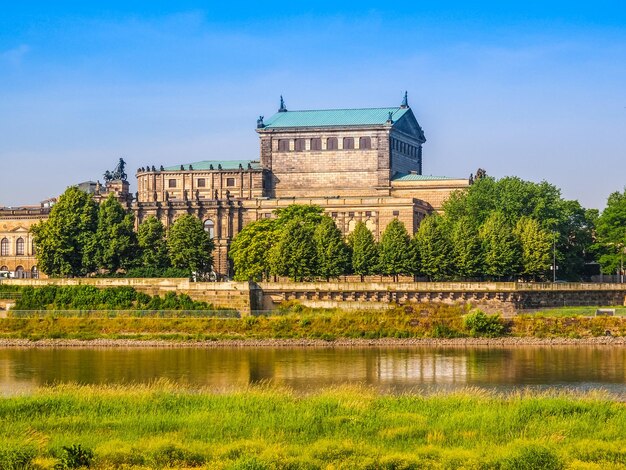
449;216;482;280
137;216;170;269
167;215;214;273
415;214;453;281
594;189;626;275
269;219;317;281
93;194;138;273
349;222;378;281
514;217;552;280
379;219;413;281
31;186;98;277
229;218;276;281
314;216;350;280
479;211;521;279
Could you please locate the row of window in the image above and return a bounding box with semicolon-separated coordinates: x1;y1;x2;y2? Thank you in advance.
168;178;237;189
0;265;39;278
391;138;420;158
1;237;26;256
277;136;372;152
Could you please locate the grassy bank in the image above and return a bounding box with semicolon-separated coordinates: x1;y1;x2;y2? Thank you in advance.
1;384;625;469
2;304;626;341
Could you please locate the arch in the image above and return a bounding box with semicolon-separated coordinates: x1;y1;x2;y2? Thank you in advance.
15;266;24;278
203;219;215;239
31;266;39;279
326;137;338;150
0;265;8;271
16;237;24;256
365;219;377;233
347;219;357;234
359;136;371;149
0;238;8;256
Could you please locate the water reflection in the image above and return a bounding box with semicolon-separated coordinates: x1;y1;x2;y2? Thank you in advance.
0;346;625;396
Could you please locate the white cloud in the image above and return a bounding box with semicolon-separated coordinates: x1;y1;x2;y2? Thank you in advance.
0;44;31;66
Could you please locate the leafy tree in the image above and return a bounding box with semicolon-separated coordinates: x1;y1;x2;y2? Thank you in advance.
229;218;276;281
594;189;626;275
514;217;552;280
349;222;378;281
31;186;98;277
274;204;324;226
379;219;413;281
479;211;520;279
93;194;138;273
415;214;452;280
137;216;170;269
270;219;318;281
167;215;214;273
314;216;350;280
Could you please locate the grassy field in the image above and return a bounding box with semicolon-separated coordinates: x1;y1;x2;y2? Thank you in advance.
528;306;626;317
1;383;625;469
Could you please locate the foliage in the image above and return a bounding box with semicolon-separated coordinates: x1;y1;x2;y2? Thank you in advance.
54;444;94;469
378;219;414;280
167;215;214;273
594;188;626;274
136;216;170;270
348;221;378;281
514;217;552;280
124;266;189;278
314;216;350;280
463;310;505;337
415;214;452;280
229;219;276;281
273;204;324;225
270;219;318;281
480;211;520;279
0;444;36;470
449;216;482;280
31;186;98;277
93;194;138;273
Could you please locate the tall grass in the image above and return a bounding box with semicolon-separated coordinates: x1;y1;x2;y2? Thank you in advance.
0;383;625;469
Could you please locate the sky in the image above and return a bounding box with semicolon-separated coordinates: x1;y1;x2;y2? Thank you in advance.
1;1;626;210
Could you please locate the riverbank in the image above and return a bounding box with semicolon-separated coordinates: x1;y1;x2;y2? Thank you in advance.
1;336;626;348
1;383;625;469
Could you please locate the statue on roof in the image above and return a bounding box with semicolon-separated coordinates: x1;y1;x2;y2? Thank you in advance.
278;95;287;112
103;158;128;182
401;91;409;108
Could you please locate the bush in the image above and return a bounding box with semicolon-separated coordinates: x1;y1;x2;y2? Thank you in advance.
463;310;504;337
125;267;189;278
54;444;94;469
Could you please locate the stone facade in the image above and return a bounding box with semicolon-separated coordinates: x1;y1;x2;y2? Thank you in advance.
0;207;49;278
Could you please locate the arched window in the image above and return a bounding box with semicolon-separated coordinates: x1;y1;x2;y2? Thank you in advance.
15;266;24;278
0;238;8;256
294;138;306;152
0;265;8;271
347;219;357;234
343;137;354;150
203;219;215;239
16;238;24;256
31;266;39;279
310;138;322;151
359;137;371;149
278;139;290;152
326;137;338;150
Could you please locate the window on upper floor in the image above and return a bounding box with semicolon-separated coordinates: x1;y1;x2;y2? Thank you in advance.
343;137;355;150
310;138;322;151
278;139;290;152
203;219;215;239
16;238;24;256
0;238;8;256
168;179;177;188
326;137;338;150
359;137;371;150
295;139;306;152
226;177;236;187
197;178;206;187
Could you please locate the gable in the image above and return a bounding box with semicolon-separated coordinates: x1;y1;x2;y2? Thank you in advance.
392;109;426;143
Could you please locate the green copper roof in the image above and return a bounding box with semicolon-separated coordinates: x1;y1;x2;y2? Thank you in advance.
392;174;461;182
164;160;262;171
262;107;410;129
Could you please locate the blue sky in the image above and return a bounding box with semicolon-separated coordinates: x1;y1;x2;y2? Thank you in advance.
1;1;626;209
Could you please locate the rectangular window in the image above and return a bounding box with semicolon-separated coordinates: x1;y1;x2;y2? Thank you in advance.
327;137;338;150
197;178;206;187
393;210;400;216
168;179;176;188
365;211;371;217
278;139;290;152
226;177;236;187
348;212;355;217
359;137;371;149
264;213;272;218
310;138;322;151
295;138;306;151
343;137;354;150
331;212;338;218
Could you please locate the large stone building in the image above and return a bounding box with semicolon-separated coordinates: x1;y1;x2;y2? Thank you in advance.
1;95;469;277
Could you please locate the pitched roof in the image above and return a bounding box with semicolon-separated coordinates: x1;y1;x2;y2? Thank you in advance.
392;173;462;182
261;107;411;129
164;160;262;171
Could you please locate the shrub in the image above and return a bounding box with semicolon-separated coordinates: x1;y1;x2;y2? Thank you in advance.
54;444;94;469
463;310;504;337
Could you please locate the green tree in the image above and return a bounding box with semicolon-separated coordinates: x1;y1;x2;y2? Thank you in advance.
274;204;324;226
229;218;276;281
31;186;98;277
595;189;626;275
415;214;452;281
449;216;482;280
167;215;214;273
479;211;521;279
137;216;170;269
270;219;318;281
94;194;138;273
349;222;378;281
514;217;552;280
314;216;350;280
379;219;413;281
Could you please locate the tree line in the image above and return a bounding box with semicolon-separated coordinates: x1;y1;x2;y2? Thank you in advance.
32;187;213;277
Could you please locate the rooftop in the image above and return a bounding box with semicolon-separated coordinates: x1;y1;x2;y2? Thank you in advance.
392;173;463;182
163;160;262;171
261;107;411;129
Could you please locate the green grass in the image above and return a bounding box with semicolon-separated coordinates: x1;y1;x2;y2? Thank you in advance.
529;306;626;317
1;383;626;469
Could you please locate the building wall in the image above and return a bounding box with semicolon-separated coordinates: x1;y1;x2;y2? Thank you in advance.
0;208;48;277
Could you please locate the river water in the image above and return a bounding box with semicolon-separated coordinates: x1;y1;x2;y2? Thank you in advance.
1;346;625;396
